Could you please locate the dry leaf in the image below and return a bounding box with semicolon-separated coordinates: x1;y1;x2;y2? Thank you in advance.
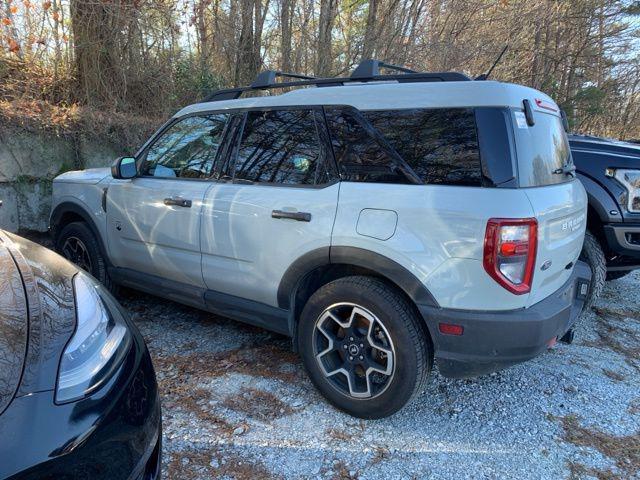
8;39;19;53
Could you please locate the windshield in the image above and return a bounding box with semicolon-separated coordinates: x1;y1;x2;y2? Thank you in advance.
513;109;572;187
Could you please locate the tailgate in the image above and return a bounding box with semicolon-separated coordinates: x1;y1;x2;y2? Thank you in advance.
525;179;587;307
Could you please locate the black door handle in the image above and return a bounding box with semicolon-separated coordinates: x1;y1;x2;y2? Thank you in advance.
272;210;312;222
164;197;192;208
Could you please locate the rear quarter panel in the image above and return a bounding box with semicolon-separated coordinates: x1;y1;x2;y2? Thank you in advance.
524;180;588;307
332;183;536;310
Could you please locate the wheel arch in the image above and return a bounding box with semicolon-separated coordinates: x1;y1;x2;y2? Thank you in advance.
577;172;622;226
50;202;108;259
279;246;439;345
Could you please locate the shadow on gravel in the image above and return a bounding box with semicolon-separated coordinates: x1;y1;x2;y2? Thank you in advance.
166;447;279;480
553;414;640;480
587;307;640;372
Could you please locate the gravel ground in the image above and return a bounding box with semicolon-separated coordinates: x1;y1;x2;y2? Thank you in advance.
18;233;640;479
114;272;640;480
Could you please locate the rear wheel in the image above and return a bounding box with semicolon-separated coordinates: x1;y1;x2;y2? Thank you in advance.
579;230;606;311
298;276;431;419
56;222;118;293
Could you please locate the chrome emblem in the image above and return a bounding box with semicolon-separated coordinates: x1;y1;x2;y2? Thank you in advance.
541;260;552;271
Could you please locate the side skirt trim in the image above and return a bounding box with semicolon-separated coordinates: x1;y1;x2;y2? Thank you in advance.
108;267;291;336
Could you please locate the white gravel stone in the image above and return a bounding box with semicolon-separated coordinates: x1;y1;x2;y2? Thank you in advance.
121;271;640;479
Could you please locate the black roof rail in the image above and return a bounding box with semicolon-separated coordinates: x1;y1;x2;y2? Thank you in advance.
351;59;417;78
202;59;471;102
251;70;316;88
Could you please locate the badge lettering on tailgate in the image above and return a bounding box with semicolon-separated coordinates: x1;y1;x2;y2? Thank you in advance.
561;213;585;232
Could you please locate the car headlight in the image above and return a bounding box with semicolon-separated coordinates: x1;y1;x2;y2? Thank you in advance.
612;169;640;213
56;272;131;403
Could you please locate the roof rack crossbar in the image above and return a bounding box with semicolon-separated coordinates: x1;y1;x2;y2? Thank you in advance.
203;60;471;102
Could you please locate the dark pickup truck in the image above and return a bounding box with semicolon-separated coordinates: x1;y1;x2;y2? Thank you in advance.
572;134;640;304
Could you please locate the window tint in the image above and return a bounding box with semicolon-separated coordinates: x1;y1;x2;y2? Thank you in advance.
362;108;481;186
324;109;408;184
141;114;229;179
512;110;572;187
234;109;326;185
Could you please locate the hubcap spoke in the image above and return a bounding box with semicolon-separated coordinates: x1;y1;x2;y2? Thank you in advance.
62;237;93;273
313;302;396;400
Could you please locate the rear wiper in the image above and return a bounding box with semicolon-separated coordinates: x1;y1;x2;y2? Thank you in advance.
553;164;576;177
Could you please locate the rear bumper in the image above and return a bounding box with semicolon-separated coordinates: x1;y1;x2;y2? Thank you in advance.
419;261;592;378
603;223;640;260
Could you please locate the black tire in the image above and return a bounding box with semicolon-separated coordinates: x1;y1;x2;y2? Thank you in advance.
606;270;632;281
579;230;606;311
297;276;432;419
56;222;118;294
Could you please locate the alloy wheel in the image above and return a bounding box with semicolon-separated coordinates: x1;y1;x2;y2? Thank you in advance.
313;302;396;399
61;236;93;273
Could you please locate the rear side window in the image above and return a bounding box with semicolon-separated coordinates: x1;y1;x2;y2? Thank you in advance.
325;107;482;186
512;110;572;187
324;109;408;184
234;109;328;185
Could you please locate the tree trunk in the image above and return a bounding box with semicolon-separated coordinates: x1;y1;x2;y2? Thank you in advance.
234;0;256;86
316;0;338;76
70;0;126;106
362;0;379;60
280;0;294;72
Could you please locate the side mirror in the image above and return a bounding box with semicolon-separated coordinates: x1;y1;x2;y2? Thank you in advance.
111;156;137;179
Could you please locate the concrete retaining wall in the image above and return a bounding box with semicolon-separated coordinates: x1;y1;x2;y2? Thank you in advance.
0;126;122;232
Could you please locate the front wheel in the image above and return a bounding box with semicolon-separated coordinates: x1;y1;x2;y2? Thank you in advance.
56;221;118;294
579;230;606;312
298;276;432;419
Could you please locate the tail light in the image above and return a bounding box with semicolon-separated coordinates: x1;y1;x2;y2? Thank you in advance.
483;218;537;295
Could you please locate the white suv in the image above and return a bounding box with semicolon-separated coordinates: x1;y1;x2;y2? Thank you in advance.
50;61;591;418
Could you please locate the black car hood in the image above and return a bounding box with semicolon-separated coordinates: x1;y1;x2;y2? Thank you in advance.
0;231;77;404
570;135;640;165
0;240;28;415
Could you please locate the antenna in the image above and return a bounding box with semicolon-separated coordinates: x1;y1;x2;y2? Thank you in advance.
475;45;508;81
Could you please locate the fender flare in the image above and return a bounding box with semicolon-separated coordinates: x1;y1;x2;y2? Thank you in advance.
277;246;440;310
50;201;109;260
577;173;622;225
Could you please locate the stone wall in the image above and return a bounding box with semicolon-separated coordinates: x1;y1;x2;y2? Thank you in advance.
0;126;122;232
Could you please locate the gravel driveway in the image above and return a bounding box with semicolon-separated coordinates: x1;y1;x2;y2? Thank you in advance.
111;272;640;480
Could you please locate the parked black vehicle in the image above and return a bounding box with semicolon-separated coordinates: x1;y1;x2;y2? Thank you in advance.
0;230;161;480
572;134;640;304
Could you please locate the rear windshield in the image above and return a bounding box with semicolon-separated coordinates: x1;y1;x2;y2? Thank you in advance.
512;109;572;187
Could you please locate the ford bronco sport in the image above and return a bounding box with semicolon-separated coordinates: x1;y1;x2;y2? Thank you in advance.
50;60;591;418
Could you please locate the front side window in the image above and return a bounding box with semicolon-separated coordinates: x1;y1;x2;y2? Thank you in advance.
141;114;229;179
325;107;482;185
234;109;327;185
